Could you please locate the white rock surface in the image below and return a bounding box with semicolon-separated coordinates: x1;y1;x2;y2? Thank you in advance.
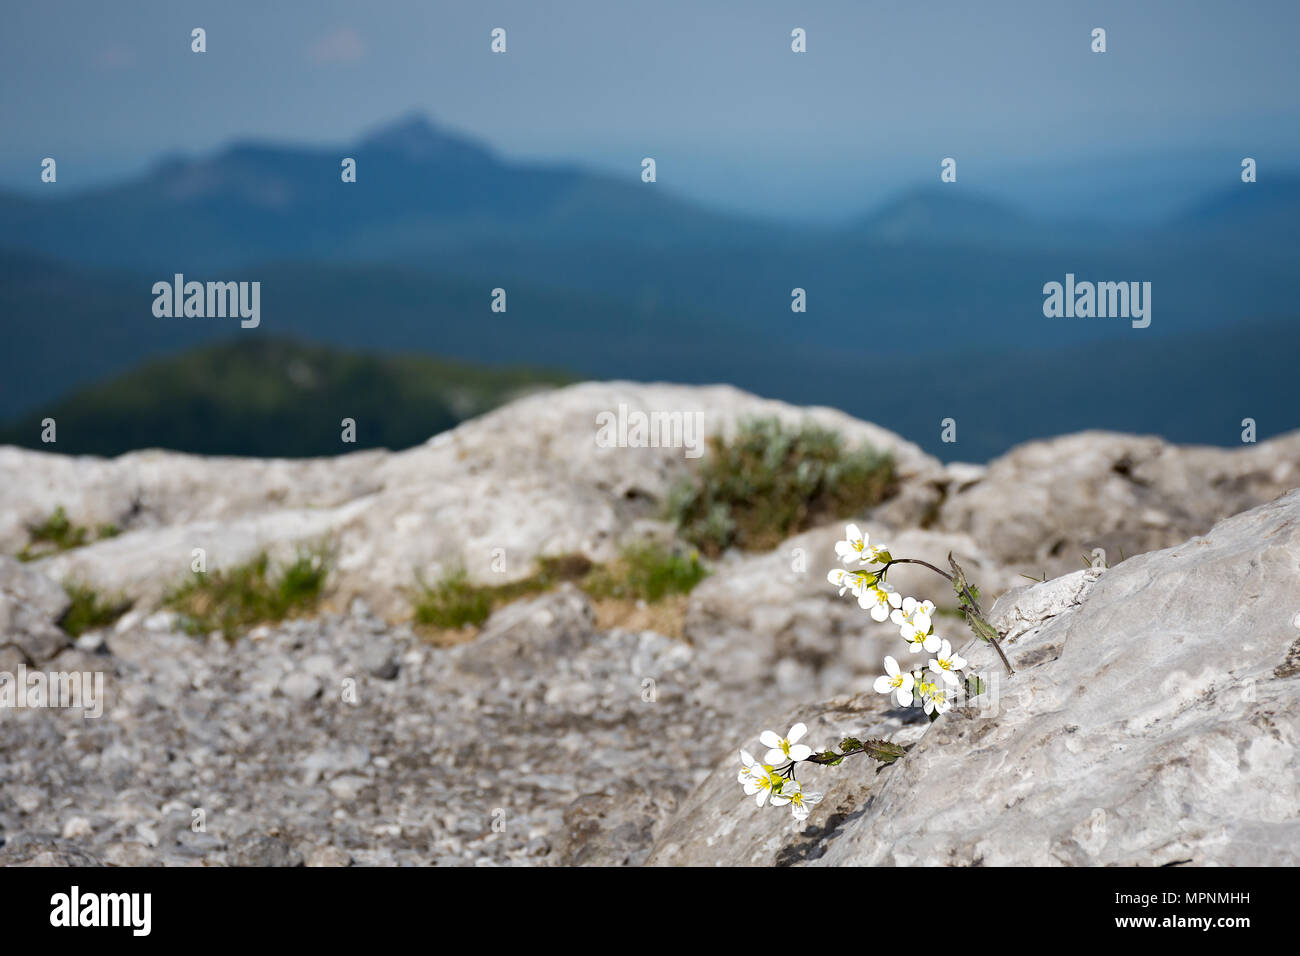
1;382;942;619
649;489;1300;866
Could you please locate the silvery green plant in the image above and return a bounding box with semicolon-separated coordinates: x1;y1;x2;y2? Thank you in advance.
736;524;1013;822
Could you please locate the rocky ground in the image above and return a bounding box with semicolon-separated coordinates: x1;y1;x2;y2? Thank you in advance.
1;382;1297;866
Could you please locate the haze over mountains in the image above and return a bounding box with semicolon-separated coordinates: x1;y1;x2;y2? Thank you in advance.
2;114;1297;461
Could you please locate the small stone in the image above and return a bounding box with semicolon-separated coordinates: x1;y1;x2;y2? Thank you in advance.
62;817;94;839
281;672;322;702
305;846;352;867
360;645;399;680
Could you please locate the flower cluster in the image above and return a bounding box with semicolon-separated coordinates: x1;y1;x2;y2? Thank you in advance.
828;524;971;717
736;723;824;821
734;523;1008;824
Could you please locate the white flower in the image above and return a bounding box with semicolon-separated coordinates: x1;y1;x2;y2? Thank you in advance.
891;598;939;652
872;655;915;707
770;779;823;821
835;524;887;566
927;640;968;686
890;597;935;636
737;749;762;784
858;581;902;622
738;751;780;807
901;620;941;654
828;567;874;598
760;723;813;765
921;680;952;716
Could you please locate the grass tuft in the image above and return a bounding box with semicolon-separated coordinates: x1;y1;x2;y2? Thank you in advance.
412;544;705;634
17;506;119;562
666;417;896;556
59;582;132;637
165;546;330;642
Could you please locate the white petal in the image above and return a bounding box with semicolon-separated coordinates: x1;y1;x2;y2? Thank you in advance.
896;688;913;707
755;789;768;807
870;603;889;622
883;655;899;676
740;749;755;766
787;744;813;762
759;730;782;749
764;748;786;765
787;722;808;744
873;675;892;694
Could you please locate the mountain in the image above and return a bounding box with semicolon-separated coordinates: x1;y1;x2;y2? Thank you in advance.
0;337;571;457
2;116;1299;461
0;114;764;272
1162;175;1300;245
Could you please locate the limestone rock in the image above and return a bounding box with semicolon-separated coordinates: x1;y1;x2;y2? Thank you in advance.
0;555;71;664
651;490;1300;866
937;429;1300;581
1;383;942;620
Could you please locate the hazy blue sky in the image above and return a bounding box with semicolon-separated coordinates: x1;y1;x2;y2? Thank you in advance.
3;0;1298;220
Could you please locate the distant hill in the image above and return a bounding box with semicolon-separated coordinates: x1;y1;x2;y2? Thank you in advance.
0;338;571;457
0;114;763;272
1162;175;1300;246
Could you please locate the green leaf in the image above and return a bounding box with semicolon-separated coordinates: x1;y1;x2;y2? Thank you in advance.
839;736;863;753
814;750;844;766
863;739;907;764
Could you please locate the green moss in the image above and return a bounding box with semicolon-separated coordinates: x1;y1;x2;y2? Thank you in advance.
59;582;132;637
412;545;706;631
165;546;330;641
17;506;118;561
412;567;496;630
582;544;707;602
667;417;896;556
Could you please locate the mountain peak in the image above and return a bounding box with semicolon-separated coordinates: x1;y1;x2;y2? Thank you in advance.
358;112;494;165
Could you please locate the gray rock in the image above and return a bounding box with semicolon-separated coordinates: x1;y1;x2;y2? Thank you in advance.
937;429;1300;581
359;644;398;680
2;383;942;619
231;834;304;868
280;672;323;702
0;556;71;664
650;489;1300;866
